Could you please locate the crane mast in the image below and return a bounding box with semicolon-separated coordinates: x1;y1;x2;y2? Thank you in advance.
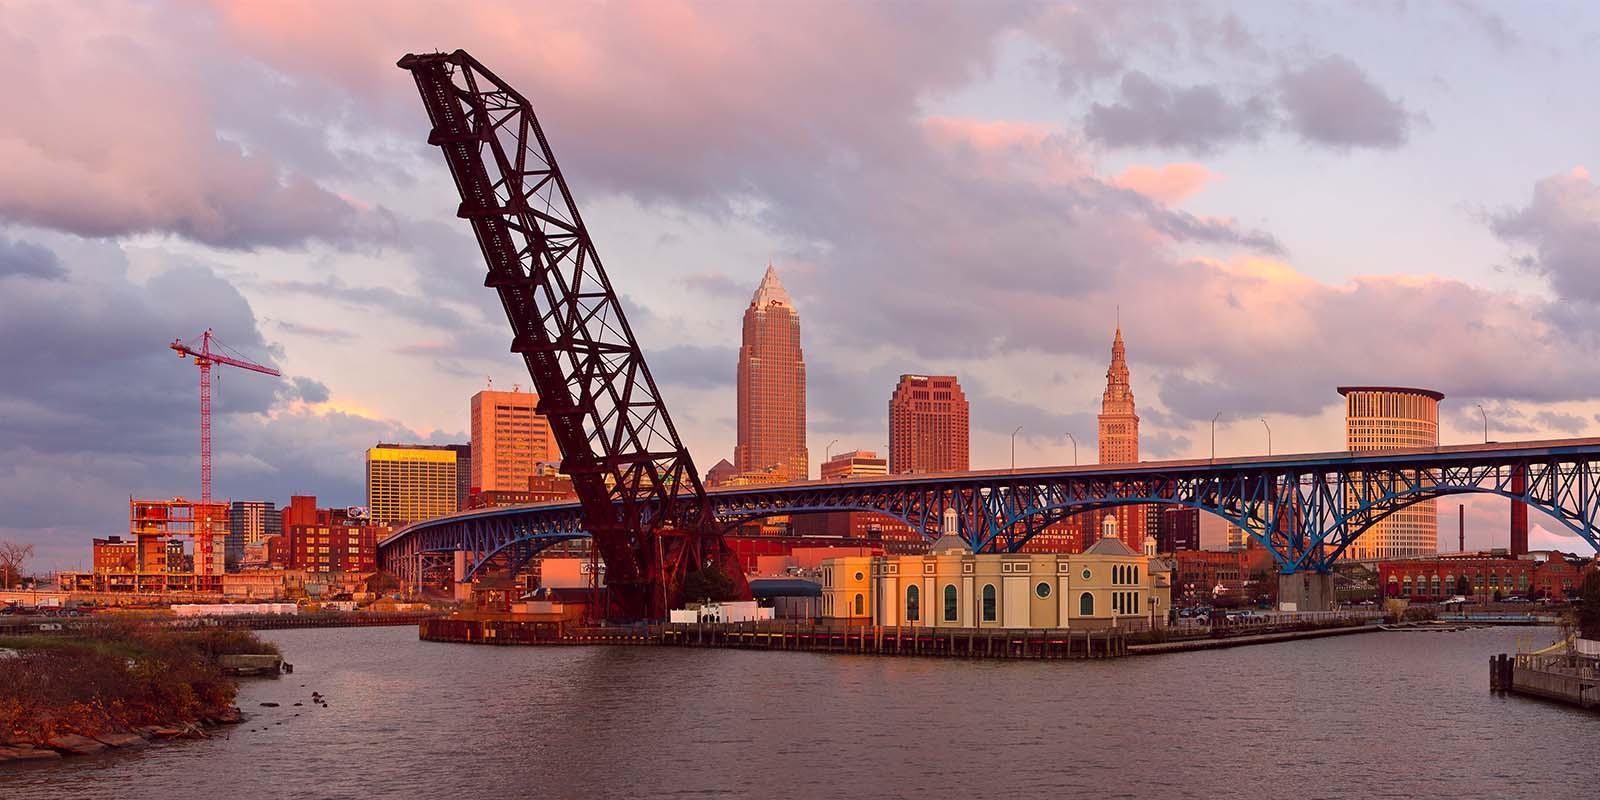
397;49;746;618
170;329;281;503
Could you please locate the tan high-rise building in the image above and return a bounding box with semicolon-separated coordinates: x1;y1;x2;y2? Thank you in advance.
366;444;459;529
1091;327;1145;547
735;266;808;481
1338;386;1442;560
889;375;970;474
470;389;560;493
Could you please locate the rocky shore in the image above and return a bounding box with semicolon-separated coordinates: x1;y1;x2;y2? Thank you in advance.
0;623;270;767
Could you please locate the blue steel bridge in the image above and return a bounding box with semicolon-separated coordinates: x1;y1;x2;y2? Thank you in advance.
378;437;1600;589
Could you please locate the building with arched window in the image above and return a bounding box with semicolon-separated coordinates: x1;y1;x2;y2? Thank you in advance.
821;516;1171;630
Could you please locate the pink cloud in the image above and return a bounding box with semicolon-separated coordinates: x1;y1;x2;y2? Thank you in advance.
0;2;375;248
1112;163;1215;204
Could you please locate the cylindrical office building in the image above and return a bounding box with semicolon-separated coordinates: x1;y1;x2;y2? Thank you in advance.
1338;386;1443;560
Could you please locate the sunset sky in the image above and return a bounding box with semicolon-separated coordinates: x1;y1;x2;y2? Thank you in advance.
4;1;1599;568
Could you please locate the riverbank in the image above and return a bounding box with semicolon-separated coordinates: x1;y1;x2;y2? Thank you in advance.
0;624;271;765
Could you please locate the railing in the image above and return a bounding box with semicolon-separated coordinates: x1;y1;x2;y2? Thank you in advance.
1515;652;1600;679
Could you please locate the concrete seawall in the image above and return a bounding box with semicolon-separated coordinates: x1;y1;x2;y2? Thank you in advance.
1498;653;1600;710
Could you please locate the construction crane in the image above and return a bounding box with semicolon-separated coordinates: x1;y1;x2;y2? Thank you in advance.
169;329;281;503
398;49;748;618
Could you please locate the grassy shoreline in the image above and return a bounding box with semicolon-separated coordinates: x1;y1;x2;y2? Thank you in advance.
0;623;275;760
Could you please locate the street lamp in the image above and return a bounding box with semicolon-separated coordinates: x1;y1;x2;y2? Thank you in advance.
1011;425;1024;470
1211;411;1222;461
1260;418;1272;456
825;439;839;462
1064;432;1078;466
1475;403;1488;443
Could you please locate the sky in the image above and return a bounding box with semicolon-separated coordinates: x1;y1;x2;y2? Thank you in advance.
3;0;1599;570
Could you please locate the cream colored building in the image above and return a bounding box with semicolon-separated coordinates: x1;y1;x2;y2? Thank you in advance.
822;510;1170;629
1338;386;1442;560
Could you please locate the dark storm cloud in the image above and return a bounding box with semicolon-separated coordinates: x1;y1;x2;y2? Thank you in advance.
0;235;66;280
289;376;331;404
1084;71;1271;154
1277;55;1414;149
0;237;435;567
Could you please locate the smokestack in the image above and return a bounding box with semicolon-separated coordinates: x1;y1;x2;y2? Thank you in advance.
1459;503;1465;553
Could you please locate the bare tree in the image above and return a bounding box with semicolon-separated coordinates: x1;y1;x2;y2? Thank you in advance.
0;541;33;589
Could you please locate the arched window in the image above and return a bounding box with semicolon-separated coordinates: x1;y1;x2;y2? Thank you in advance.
982;584;997;622
1079;592;1095;616
1133;565;1139;584
906;584;920;622
1114;565;1122;584
943;584;958;622
854;593;864;616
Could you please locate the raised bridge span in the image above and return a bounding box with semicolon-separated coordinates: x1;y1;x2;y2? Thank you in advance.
379;437;1600;593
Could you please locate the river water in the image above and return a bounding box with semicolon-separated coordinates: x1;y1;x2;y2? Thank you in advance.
4;625;1595;799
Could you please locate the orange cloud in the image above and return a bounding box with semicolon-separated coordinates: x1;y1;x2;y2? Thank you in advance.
1112;163;1214;204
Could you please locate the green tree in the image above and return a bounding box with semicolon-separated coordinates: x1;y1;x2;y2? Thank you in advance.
681;566;737;603
1576;571;1600;641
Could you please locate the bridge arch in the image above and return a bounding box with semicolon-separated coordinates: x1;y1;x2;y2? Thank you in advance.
1318;483;1599;565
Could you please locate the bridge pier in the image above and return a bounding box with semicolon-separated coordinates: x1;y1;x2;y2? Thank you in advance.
1278;571;1333;612
453;551;471;602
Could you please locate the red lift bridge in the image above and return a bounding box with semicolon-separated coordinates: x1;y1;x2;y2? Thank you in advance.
397;49;748;619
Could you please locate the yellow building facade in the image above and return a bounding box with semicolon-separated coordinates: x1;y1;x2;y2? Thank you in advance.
822;512;1171;629
366;445;459;529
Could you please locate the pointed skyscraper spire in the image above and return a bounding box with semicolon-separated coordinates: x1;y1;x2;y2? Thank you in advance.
751;263;791;308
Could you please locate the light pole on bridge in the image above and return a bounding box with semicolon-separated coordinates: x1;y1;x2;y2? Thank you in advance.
1476;404;1489;443
1211;411;1222;462
1260;418;1272;456
825;439;839;463
1011;426;1024;470
1064;432;1077;466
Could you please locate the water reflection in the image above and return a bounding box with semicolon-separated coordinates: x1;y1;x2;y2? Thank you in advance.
4;625;1592;799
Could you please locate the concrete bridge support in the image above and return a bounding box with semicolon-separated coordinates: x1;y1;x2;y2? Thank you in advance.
453;551;471;603
1278;572;1334;612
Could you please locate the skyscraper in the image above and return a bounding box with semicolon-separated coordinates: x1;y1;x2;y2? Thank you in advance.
1338;386;1442;560
734;266;808;481
889;375;969;474
470;389;560;493
366;444;459;529
226;500;280;568
1093;327;1145;545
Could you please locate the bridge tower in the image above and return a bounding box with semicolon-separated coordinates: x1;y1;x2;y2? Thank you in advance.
397;49;747;619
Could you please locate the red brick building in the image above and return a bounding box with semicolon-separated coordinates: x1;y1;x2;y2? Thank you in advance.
889;374;969;474
286;522;381;574
1174;550;1246;602
1373;554;1583;601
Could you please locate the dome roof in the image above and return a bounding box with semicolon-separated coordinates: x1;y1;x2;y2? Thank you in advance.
928;533;971;554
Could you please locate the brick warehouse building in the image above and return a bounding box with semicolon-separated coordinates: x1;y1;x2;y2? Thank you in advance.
1377;553;1597;601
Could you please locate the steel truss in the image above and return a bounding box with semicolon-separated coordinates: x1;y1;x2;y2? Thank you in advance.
379;442;1600;579
398;50;743;617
